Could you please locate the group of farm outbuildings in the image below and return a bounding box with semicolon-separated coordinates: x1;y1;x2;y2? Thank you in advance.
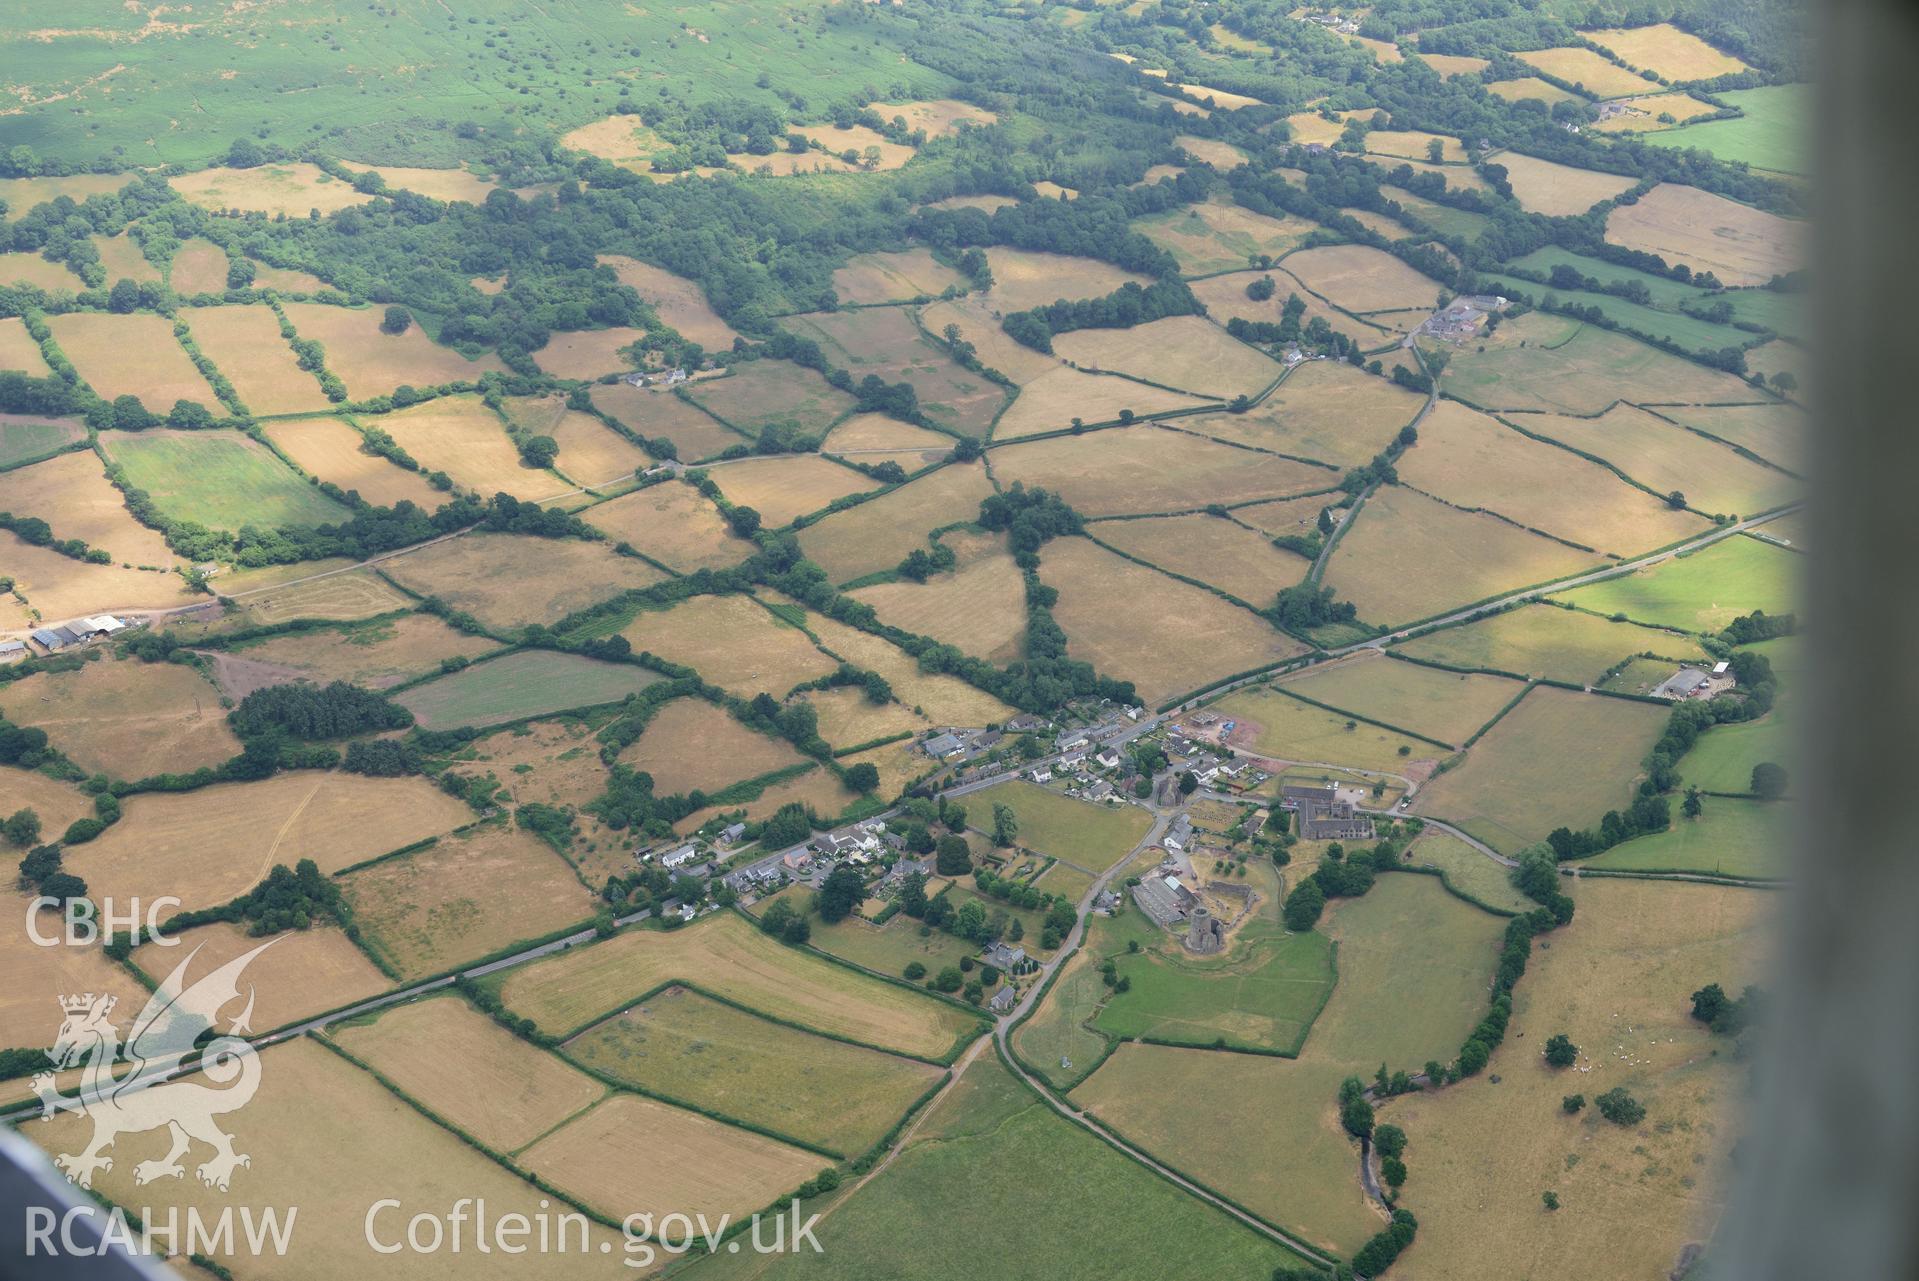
2;613;132;663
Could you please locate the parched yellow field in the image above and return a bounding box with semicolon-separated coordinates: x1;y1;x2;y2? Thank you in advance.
1280;244;1444;315
279;302;507;400
224;566;415;625
519;1091;823;1224
798;122;917;169
777;595;1017;728
1187;271;1395;348
1213;686;1433;772
596;255;741;351
1589;23;1753;81
1394;601;1707;683
0;252;83;291
621;593;837;695
1365;128;1468;163
921;193;1018;214
1411;52;1490;78
168;239;231;295
1135;197;1319;276
228;613;498;689
1275;650;1526;747
1659;402;1802;471
1052;316;1282;399
992;426;1328;516
531;326;648;380
1175;135;1250;168
1590;92;1721;133
685;359;859;438
1492;151;1638;217
1091;513;1310;605
363;395;559;501
1380;879;1772;1281
1503;404;1797;518
36;1037;633;1281
1195;359;1423;468
502;396;652;486
871;97;999;136
1232;493;1340;540
1438;311;1762;414
583;480;750;571
1;888;151;1050
443;718;611;814
0;448;175;565
565;985;943;1155
919;298;1059;385
335;994;605;1153
783;306;1010;438
1605;183;1802;287
797;460;994;582
184;303;332;415
821;411;955;460
703;454;876;527
170;162;374;215
0;652;237;779
342;822;596;979
69;771;476;914
135;920;392;1034
984;247;1152;311
252;260;329;292
46;312;219;410
993;365;1215;440
849;531;1028;663
1413;684;1667;852
499;910;980;1057
562;114;672;169
590;381;745;461
673;763;856;835
1340;207;1415;240
0;316;52;375
0;174;136;217
1324;485;1601;627
1401;401;1709;555
343;163;498;204
618;697;807;795
1361;154;1491;191
0;533;193;619
262;417;445;508
1486;76;1587;108
1517;46;1660;98
803;684;928;749
832;248;967;304
1041;536;1303;704
382;531;660;632
87;231;159;283
1174;81;1264;110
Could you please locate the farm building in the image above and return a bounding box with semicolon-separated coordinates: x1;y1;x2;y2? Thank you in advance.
988;986;1017;1014
0;639;25;663
29;625;83;654
1132;873;1198;926
1280;782;1376;841
921;732;964;758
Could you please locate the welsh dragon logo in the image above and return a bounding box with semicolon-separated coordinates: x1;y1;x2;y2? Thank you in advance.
35;939;276;1192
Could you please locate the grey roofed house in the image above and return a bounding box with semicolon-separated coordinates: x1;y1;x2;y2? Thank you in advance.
921;732;964;758
980;941;1026;971
719;822;747;845
988;986;1017;1014
1652;667;1713;700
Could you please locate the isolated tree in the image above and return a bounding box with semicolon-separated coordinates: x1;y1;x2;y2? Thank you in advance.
1691;982;1729;1024
1666;490;1687;510
935;833;972;878
518;434;559;468
1542;1191;1560;1211
1178;770;1199;795
1283;879;1325;932
1373;1124;1406;1159
1338;1076;1374;1139
1562;1093;1585;1114
1750;762;1788;799
1543;1034;1578;1068
380;305;413;335
1682;786;1704;819
3;808;40;848
1595;1087;1645;1127
843;762;881;794
991;802;1018;847
903;961;926;981
816;867;865;923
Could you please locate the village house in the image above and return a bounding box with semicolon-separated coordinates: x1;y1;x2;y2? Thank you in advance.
782;849;812;873
1095;747;1122;769
920;731;965;759
718;822;748;846
1029;765;1053;783
988;986;1018;1015
659;844;700;870
981;941;1027;971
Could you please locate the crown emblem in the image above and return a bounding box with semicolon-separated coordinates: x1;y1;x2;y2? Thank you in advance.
59;993;112;1015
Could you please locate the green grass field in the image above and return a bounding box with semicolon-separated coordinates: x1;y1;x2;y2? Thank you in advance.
1480;273;1753;356
1551;534;1798;634
1408;830;1535;914
1413;685;1669;854
100;429;350;531
1680;702;1790;795
1646;84;1806;175
1094;908;1335;1054
1276;654;1528;747
1010;944;1117;1091
0;0;953;170
770;884;977;979
395;649;662;729
968;781;1152;872
0;420;82;471
708;1054;1309;1281
1394;603;1708;684
562;985;942;1157
1584;795;1786;877
1385;185;1491;241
